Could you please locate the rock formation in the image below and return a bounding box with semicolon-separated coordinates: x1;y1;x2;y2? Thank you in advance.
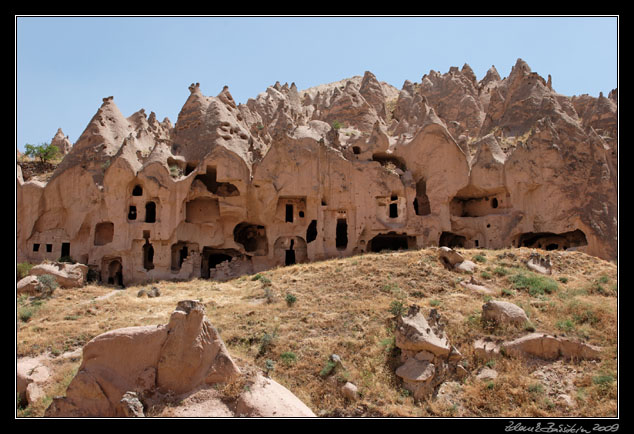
16;60;617;286
44;300;315;417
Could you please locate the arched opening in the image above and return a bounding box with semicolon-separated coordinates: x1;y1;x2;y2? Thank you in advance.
143;240;154;270
352;146;361;155
514;230;587;251
145;202;156;223
389;203;398;218
105;259;123;287
128;206;137;221
132;185;143;196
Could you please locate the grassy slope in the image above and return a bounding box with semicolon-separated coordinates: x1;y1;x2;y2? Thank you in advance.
16;247;618;417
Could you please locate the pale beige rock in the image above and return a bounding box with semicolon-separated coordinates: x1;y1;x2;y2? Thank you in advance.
235;373;316;417
341;382;359;400
395;306;451;356
44;300;311;418
17;275;42;296
501;333;602;360
476;367;498;381
482;300;529;326
29;262;88;289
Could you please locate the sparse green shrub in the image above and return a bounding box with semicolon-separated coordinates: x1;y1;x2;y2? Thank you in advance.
493;266;509;277
508;271;558;296
389;300;406;316
320;360;337;377
280;351;297;365
37;274;59;297
332;120;343;130
285;293;297;307
473;254;487;263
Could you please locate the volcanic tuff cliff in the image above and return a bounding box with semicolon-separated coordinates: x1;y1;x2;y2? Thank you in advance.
16;59;618;286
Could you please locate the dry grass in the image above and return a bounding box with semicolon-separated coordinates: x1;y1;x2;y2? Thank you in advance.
16;247;618;418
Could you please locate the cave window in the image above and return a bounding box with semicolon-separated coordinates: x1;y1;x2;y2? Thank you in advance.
336;219;348;250
389;203;398;218
491;198;499;209
299;211;305;218
33;243;40;252
306;220;318;243
475;240;479;247
128;205;137;220
132;185;143;196
285;204;294;223
321;199;327;206
145;202;156;223
352;146;360;155
46;244;52;253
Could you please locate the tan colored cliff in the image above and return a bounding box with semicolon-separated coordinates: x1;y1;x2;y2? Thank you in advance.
16;59;617;286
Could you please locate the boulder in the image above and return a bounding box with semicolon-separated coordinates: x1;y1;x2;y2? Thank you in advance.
45;300;313;418
341;382;359;400
29;262;89;289
17;276;42;296
235;373;316;417
526;253;552;275
438;247;465;268
501;333;602;360
482;300;529;326
395;305;451;357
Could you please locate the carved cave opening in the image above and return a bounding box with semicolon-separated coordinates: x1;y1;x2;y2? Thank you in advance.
372;153;407;171
194;166;239;197
61;242;70;258
336;219;348;250
94;222;114;246
439;232;467;248
104;258;124;287
171;242;190;271
143;239;155;271
413;178;431;216
306;220;318;243
132;185;143;196
450;187;509;217
514;230;588;251
367;233;416;252
200;248;238;278
145;201;156;223
233;223;268;255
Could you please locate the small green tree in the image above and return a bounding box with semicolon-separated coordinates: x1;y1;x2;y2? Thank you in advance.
24;143;59;163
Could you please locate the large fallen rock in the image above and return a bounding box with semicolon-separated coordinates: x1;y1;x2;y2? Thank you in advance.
501;333;602;360
482;300;529;326
235;373;316;417
29;262;89;289
45;300;314;417
394;305;464;400
473;333;601;362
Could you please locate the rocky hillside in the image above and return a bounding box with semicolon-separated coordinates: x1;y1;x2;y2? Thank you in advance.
17;246;617;417
16;58;618;292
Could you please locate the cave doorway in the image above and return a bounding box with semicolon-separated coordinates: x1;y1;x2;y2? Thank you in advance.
336;219;348;250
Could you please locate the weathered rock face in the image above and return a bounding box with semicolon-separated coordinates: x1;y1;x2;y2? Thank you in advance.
44;300;314;417
17;59;617;286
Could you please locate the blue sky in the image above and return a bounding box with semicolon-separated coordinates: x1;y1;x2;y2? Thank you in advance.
16;16;618;153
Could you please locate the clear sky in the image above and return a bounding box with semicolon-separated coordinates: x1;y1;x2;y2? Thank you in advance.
15;15;618;153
